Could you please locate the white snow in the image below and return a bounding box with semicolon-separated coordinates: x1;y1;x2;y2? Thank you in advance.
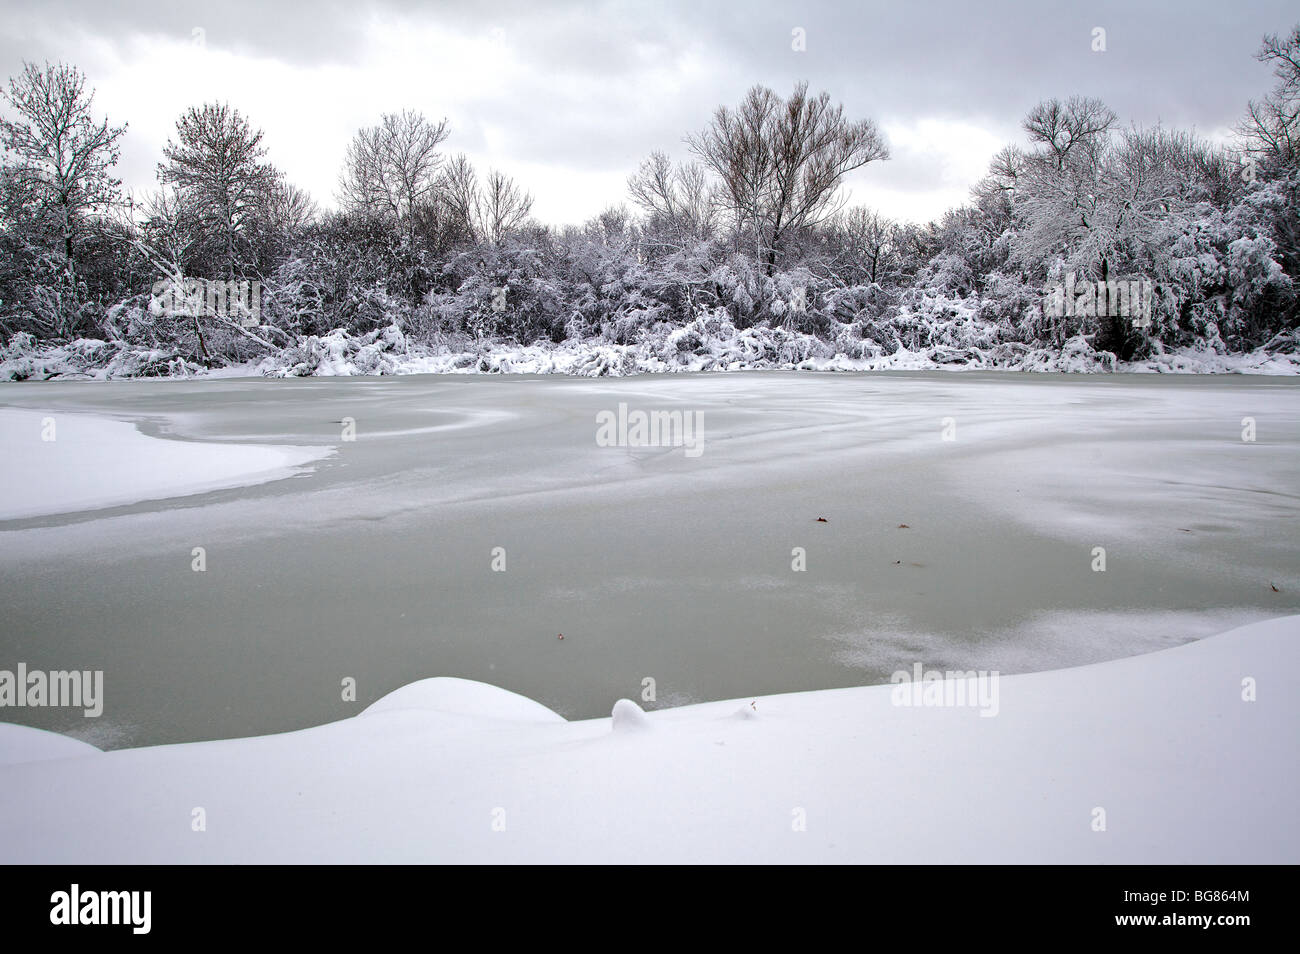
361;677;565;724
0;724;100;766
5;320;1299;383
250;322;1293;378
0;408;333;520
0;614;1294;863
610;697;653;731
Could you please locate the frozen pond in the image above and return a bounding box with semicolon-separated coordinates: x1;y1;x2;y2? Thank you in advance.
1;371;1297;748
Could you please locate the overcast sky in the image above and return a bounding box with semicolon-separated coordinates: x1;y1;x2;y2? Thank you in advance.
1;0;1295;226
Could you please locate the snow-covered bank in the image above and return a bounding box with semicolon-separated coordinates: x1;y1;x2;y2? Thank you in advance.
1;615;1295;863
0;724;100;766
4;321;1299;381
0;408;333;520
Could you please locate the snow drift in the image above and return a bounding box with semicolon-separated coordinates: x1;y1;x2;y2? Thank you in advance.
1;614;1295;863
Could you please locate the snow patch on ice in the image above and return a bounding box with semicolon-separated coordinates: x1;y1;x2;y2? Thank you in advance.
0;408;334;520
828;608;1273;675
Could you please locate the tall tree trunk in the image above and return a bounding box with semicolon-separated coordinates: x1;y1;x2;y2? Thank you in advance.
193;316;213;367
764;214;783;277
225;199;236;282
61;196;77;339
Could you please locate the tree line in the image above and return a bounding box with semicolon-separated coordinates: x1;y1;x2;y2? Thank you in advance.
0;25;1296;371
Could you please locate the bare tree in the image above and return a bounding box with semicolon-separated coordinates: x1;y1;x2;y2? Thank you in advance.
137;186;195;272
158;102;278;280
435;154;533;244
830;206;897;285
687;82;888;273
1238;26;1300;170
627;150;717;246
0;60;126;333
968;145;1025;239
338;110;450;235
585;204;632;246
437;152;480;239
267;181;318;236
972;145;1026;206
476;168;534;244
1022;96;1117;171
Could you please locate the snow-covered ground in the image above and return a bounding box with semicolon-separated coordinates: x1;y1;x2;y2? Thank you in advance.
0;613;1295;863
0;408;332;520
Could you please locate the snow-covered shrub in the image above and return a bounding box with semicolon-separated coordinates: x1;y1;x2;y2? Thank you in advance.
262;256;332;338
1225;234;1294;345
262;323;409;377
0;332;206;380
918;252;977;298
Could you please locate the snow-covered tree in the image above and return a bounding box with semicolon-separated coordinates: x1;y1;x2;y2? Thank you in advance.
0;60;126;336
158;103;278;281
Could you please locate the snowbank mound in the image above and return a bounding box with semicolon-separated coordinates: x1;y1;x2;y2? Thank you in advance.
0;614;1295;863
361;677;565;723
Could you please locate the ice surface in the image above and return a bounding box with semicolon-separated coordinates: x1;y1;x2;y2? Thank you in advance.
0;372;1295;749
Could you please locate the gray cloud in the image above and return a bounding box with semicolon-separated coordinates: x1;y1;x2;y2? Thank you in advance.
1;0;1295;223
